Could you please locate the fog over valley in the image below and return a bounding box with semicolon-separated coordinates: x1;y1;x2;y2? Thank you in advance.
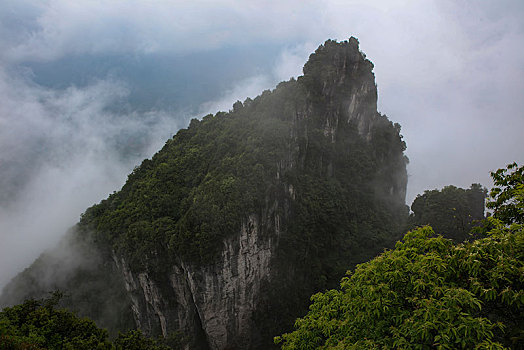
1;0;523;293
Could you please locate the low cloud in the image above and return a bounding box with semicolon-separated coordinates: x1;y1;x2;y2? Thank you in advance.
197;41;318;117
198;75;274;116
1;0;321;63
0;68;186;289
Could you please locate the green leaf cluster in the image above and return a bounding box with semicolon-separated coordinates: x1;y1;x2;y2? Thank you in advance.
0;293;173;350
0;291;111;349
487;163;524;225
275;223;523;349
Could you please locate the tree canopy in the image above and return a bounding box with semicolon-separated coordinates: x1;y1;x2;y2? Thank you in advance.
408;184;487;242
0;292;172;350
276;164;524;349
275;223;523;349
487;162;524;225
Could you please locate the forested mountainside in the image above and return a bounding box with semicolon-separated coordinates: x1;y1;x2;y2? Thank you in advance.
407;184;487;242
1;38;410;349
277;163;524;349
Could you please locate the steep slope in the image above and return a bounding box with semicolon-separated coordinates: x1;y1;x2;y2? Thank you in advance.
1;38;409;349
408;184;487;241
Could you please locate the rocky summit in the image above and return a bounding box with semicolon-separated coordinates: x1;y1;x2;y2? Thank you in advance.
1;38;409;349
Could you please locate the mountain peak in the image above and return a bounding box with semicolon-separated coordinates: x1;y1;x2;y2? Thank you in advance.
302;37;373;83
299;38;378;140
1;38;408;350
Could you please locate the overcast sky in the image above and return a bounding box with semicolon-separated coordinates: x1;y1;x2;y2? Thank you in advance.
1;0;523;289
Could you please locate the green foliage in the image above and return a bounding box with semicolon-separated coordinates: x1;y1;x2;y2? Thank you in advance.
409;184;487;241
0;230;136;337
0;293;174;350
275;163;524;349
77;49;407;273
275;224;523;349
0;291;112;350
78;81;301;268
487;162;524;225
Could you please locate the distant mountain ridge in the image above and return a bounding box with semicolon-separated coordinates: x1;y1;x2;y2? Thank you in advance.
2;38;409;349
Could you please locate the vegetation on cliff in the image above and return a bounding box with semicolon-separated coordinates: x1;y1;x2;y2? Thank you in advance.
408;184;487;242
62;39;408;344
77;38;408;273
79;82;298;269
276;163;523;349
1;39;411;348
0;292;173;350
2;165;521;349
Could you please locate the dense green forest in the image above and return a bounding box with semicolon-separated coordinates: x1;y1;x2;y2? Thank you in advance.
276;163;523;349
407;184;487;241
0;292;174;349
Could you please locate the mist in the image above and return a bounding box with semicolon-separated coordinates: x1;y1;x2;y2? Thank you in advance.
1;0;523;289
0;68;188;289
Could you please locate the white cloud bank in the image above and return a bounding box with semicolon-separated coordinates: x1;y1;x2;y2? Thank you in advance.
0;68;186;289
1;0;322;63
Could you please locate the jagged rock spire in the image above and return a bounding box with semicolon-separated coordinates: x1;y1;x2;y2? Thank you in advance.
300;37;379;139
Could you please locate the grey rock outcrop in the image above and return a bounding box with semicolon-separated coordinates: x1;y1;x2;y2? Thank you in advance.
1;38;408;350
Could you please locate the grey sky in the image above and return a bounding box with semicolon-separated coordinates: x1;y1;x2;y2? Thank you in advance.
1;0;523;289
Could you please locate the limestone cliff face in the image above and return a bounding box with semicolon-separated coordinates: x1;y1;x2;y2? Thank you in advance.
302;37;379;141
104;38;407;349
297;38;407;201
115;213;279;349
1;38;408;350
